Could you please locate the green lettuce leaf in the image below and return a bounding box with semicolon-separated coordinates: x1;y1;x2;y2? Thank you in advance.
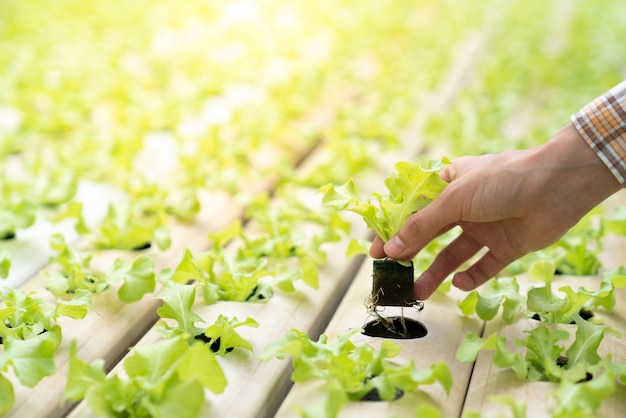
319;159;449;243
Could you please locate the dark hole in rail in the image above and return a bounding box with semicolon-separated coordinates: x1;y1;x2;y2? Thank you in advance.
362;317;427;339
531;308;594;324
360;387;404;402
132;242;152;251
194;335;234;353
0;231;16;240
556;355;592;382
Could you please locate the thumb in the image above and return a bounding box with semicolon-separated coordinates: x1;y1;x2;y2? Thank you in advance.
383;190;458;260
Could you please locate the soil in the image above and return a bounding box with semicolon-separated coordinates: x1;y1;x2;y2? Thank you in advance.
371;259;416;307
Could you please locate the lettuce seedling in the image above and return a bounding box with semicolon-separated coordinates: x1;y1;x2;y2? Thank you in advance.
0;286;91;414
0;330;59;414
0;287;86;341
457;276;526;323
63;336;226;418
92;202;171;251
319;159;449;309
165;226;320;305
457;317;626;417
155;280;258;353
458;261;626;325
260;328;452;417
0;195;36;240
195;315;259;355
457;315;618;383
319;159;449;244
31;168;78;207
527;261;626;324
45;233;156;302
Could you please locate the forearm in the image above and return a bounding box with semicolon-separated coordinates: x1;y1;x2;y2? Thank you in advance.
525;123;621;226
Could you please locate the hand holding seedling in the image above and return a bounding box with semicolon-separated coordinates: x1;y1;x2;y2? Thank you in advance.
370;123;621;299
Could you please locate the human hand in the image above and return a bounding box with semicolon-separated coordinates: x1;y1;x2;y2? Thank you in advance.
370;123;621;299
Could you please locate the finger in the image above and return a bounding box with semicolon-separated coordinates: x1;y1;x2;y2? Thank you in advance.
383;188;461;260
369;235;386;259
413;232;484;300
440;155;486;183
440;164;455;183
452;250;512;291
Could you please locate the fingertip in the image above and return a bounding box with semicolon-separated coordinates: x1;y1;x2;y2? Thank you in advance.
382;235;408;259
440;164;454;183
451;272;478;291
369;236;386;259
413;271;439;300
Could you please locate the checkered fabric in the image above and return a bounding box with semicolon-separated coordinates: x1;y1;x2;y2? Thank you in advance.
572;80;626;186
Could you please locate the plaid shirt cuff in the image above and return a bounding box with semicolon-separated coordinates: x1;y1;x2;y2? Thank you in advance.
571;80;626;187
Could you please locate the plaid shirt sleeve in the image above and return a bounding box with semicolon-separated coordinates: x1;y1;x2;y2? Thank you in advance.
571;80;626;186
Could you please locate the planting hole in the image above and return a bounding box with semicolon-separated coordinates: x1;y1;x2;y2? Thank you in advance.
132;242;152;251
194;335;234;353
360;387;404;402
363;317;427;339
556;355;593;382
0;231;15;240
531;308;594;324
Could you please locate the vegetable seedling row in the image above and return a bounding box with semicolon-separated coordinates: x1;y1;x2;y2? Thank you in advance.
5;135;320;418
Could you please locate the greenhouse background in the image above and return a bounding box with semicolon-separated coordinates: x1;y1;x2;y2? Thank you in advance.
1;0;626;416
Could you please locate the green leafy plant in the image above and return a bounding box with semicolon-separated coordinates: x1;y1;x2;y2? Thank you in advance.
164;216;321;304
458;261;626;325
550;357;626;418
458;314;623;379
260;328;452;417
457;276;526;323
92;201;171;251
457;317;626;417
319;159;449;245
194;315;259;355
63;336;227;418
30;166;78;207
52;201;89;235
0;286;92;414
0;177;36;240
0;329;60;414
155;280;258;353
526;261;626;325
45;233;157;302
0;287;92;342
0;248;10;279
45;234;108;295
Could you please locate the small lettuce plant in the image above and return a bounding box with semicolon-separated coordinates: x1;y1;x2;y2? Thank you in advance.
318;159;449;250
